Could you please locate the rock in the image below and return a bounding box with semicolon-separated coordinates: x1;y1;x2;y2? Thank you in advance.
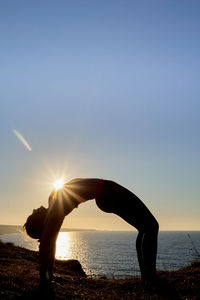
55;259;86;277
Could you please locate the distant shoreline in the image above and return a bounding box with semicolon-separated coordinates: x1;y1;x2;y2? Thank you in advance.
0;224;199;235
0;224;97;235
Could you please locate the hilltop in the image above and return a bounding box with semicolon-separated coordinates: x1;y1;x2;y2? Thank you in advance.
0;241;200;299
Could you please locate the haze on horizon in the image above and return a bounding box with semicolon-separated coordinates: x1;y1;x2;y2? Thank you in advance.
0;0;200;231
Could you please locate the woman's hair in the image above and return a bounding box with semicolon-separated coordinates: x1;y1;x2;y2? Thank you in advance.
24;207;47;239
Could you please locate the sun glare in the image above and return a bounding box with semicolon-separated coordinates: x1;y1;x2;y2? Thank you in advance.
56;232;71;260
54;179;65;190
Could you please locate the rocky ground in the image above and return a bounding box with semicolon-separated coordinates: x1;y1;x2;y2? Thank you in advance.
0;240;200;299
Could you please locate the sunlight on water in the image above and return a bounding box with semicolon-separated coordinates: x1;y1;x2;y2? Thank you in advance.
56;232;71;260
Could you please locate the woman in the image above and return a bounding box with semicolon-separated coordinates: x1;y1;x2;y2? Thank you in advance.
24;178;159;286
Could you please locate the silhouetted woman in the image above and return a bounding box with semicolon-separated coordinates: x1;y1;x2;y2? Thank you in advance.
24;178;159;286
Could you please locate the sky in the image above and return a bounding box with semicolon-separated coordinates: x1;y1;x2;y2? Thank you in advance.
0;0;200;230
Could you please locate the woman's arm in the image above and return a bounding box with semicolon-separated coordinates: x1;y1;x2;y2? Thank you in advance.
39;178;101;282
39;204;65;282
39;188;78;283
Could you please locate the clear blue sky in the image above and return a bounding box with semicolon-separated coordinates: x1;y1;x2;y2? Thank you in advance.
1;0;200;230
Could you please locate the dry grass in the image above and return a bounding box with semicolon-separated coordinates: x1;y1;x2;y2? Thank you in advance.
0;241;200;299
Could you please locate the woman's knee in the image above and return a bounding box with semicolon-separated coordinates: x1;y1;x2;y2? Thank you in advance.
150;217;159;234
141;217;159;235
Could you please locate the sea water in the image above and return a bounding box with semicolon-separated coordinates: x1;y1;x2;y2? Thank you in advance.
1;231;200;278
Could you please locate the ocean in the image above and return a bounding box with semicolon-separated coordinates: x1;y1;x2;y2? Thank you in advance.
0;230;200;278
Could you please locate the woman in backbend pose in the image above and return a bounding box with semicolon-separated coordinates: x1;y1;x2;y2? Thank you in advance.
24;178;159;286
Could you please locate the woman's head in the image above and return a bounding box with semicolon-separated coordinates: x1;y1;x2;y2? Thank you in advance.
24;206;48;239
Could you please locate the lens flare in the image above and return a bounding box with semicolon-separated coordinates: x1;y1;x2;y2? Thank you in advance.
54;179;65;190
13;129;32;151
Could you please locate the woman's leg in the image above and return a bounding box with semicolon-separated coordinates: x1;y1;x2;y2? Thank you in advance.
136;231;146;279
136;218;159;284
95;180;159;283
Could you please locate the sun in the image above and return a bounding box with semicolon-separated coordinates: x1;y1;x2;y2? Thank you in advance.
54;178;65;190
